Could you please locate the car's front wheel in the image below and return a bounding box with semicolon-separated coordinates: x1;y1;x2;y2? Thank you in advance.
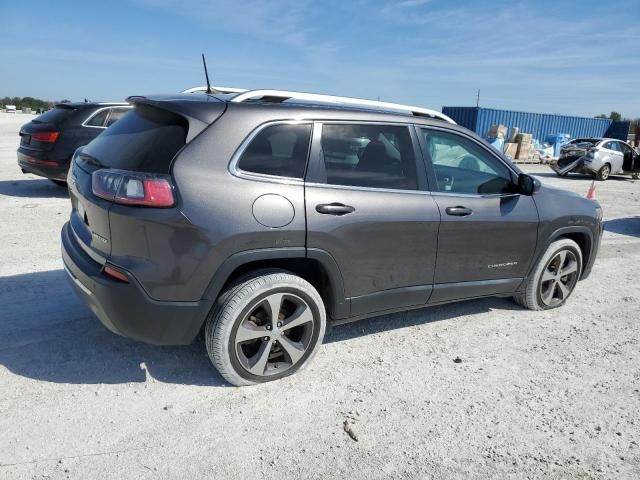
513;238;582;310
205;270;326;386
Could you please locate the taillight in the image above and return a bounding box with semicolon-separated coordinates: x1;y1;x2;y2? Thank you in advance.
92;169;175;208
31;131;60;143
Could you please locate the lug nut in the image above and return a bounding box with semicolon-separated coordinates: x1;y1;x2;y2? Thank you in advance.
263;336;269;341
266;325;272;330
277;321;282;327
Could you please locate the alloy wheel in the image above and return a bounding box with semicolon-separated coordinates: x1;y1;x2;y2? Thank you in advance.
539;249;579;307
234;292;315;377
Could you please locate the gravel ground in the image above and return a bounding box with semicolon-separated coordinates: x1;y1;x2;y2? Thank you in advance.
0;112;639;479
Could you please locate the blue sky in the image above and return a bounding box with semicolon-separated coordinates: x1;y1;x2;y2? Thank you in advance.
1;0;638;118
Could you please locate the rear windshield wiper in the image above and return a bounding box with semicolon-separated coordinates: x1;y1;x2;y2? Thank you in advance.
77;152;106;168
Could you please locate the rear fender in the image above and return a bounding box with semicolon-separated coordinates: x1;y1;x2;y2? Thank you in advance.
202;247;349;320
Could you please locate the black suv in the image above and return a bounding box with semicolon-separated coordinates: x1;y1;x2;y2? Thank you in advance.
18;102;131;184
61;90;602;386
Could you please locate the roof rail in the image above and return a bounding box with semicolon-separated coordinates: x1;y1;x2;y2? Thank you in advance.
182;86;248;94
229;89;455;123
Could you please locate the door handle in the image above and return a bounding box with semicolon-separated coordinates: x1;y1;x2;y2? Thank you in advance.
445;206;473;216
316;203;355;216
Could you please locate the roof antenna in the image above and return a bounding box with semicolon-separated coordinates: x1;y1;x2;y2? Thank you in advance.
202;53;214;94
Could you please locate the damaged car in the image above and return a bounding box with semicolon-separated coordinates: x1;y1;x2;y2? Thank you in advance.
552;137;639;181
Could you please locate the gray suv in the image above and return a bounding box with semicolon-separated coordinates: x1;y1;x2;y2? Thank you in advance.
61;89;603;386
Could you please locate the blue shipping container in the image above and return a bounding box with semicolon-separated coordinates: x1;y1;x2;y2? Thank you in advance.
441;107;628;142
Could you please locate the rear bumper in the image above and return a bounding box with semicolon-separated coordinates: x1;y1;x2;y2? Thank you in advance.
551;157;598;176
61;222;211;345
17;150;69;181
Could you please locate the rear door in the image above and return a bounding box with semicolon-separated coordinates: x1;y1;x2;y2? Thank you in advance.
79;107;110;146
417;127;539;303
602;141;623;172
620;142;635;171
305;122;440;317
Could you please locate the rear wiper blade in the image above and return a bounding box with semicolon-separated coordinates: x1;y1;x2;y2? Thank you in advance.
77;152;105;168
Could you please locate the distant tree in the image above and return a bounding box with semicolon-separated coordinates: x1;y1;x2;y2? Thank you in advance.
1;96;56;110
60;99;71;103
609;111;622;122
595;114;608;119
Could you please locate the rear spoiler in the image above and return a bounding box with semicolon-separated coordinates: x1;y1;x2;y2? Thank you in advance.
54;103;79;110
126;95;227;142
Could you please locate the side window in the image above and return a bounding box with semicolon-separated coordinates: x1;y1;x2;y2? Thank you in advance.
604;141;617;152
105;108;130;127
421;129;516;195
320;124;418;190
237;123;311;178
85;109;109;127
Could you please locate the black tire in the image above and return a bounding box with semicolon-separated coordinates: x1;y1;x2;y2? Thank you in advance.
50;179;67;187
595;164;610;181
205;269;326;386
513;238;582;311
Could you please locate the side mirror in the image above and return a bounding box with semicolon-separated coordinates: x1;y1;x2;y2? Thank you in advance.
518;173;539;196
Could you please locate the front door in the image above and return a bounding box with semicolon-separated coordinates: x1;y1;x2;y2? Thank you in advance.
305;122;440;317
417;127;539;303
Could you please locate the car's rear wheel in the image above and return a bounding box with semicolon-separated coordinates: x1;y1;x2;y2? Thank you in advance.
205;270;326;386
596;163;610;181
513;238;582;310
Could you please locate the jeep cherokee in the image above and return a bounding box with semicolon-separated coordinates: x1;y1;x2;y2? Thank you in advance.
61;89;603;386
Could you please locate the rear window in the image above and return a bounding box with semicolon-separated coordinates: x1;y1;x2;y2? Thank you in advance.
85;109;109;127
34;106;76;124
237;123;312;178
320;123;418;190
569;138;597;146
81;104;188;173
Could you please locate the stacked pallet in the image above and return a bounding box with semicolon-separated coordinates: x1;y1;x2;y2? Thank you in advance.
485;124;542;163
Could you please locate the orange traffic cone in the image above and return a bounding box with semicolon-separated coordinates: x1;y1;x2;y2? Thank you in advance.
586;180;596;200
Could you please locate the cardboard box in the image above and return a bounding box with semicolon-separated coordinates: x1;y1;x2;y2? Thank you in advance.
503;142;518;158
486;124;508;139
516;133;533;144
516;142;534;160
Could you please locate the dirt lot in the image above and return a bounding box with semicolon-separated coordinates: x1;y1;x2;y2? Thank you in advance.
0;112;639;479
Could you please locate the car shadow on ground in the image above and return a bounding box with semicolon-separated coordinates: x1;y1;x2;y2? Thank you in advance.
532;171;633;182
0;269;227;387
0;179;69;198
604;216;640;238
0;269;524;387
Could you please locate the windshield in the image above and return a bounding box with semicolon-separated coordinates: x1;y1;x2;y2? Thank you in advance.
33;105;76;124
